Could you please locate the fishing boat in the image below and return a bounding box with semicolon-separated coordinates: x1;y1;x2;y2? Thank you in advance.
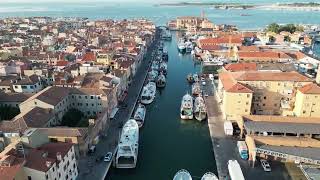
133;103;146;128
115;119;139;168
177;38;186;53
173;169;192;180
185;41;193;53
194;96;207;121
192;82;201;96
187;74;194;83
180;93;193;120
140;82;156;105
148;70;158;82
151;61;159;71
193;74;199;82
159;41;164;51
156;73;166;88
162;49;169;61
159;61;168;75
201;172;219;180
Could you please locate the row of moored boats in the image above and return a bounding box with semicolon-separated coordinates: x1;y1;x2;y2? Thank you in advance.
173;169;218;180
115;39;168;169
180;73;207;121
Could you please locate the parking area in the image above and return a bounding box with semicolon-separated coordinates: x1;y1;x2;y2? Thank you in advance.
202;75;304;180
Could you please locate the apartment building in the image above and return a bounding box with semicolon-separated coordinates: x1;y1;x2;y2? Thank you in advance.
217;71;317;121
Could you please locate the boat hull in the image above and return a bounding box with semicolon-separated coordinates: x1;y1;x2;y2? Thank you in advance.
194;112;207;121
180;114;193;120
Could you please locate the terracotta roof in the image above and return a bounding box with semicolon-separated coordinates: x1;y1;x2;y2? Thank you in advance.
219;72;253;93
224;63;257;72
227;83;253;93
200;44;223;51
56;60;69;67
82;52;96;62
0;157;25;180
38;142;73;163
38;127;88;137
36;86;70;106
25;149;56;172
199;36;242;45
232;71;311;82
0;92;32;102
238;51;291;59
298;83;320;94
237;46;260;52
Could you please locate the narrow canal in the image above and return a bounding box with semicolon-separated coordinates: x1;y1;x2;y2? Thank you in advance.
107;32;216;180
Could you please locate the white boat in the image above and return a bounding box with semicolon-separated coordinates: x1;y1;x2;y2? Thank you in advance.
173;169;192;180
115;119;139;168
148;70;158;82
201;172;219;180
193;74;199;82
180;93;193;120
159;61;168;75
192;82;201;96
185;41;193;53
133;103;146;128
162;49;169;61
194;96;207;121
140;82;156;105
156;73;166;88
151;61;160;71
177;38;186;53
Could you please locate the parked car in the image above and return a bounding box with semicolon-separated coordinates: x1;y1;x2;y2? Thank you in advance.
260;159;271;172
104;152;113;162
202;81;206;86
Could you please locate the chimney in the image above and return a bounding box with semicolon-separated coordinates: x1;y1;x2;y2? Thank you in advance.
56;152;62;161
45;161;52;168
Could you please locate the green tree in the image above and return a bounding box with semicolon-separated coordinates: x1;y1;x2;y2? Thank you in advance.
60;108;85;127
0;106;20;120
267;23;280;33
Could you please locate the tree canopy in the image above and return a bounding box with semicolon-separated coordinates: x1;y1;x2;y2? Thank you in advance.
266;23;304;34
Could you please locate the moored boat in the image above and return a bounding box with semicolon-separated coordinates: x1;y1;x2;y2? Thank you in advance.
148;70;158;82
140;82;156;105
115;119;139;168
159;61;168;75
156;73;166;88
194;96;207;121
173;169;192;180
180;93;193;120
133;103;146;128
185;41;193;53
201;172;219;180
192;82;201;96
177;38;186;53
187;74;194;83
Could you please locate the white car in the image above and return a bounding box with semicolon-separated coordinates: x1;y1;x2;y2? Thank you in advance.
104;152;113;162
260;159;271;172
202;81;206;86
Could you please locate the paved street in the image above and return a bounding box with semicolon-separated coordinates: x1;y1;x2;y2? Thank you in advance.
202;77;292;180
77;32;160;180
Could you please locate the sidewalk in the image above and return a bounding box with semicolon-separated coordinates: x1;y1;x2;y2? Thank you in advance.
77;33;160;180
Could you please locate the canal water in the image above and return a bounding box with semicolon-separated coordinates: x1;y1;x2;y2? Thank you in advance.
107;32;216;179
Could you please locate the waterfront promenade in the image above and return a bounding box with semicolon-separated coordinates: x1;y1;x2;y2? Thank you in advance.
77;30;160;180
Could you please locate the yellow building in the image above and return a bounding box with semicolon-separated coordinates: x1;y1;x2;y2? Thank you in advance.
96;51;114;65
218;71;318;121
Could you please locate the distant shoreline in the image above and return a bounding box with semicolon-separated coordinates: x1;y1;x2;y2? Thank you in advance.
157;2;320;11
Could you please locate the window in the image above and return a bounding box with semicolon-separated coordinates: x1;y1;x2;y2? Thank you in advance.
246;102;249;105
52;167;55;172
28;176;32;180
30;85;34;89
263;96;266;100
85;96;88;99
274;104;277;107
247;94;250;98
303;110;306;114
65;138;72;143
14;85;18;88
21;85;27;89
263;104;265;106
98;96;101;99
78;96;81;99
238;101;241;103
86;103;88;106
92;104;94;106
46;174;48;179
